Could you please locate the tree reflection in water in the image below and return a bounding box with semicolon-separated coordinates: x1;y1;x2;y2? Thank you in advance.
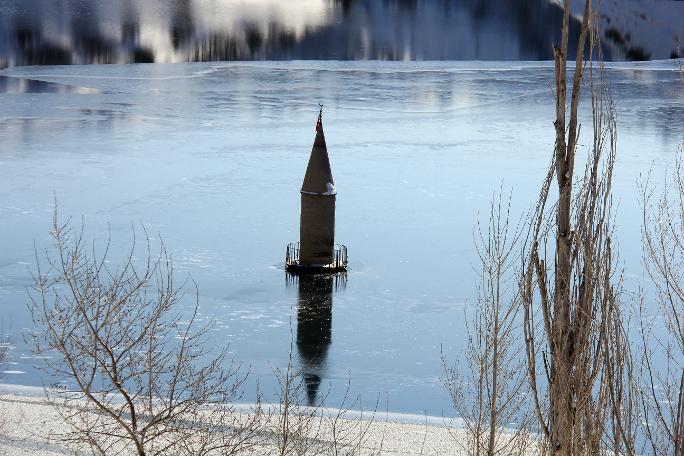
0;0;604;68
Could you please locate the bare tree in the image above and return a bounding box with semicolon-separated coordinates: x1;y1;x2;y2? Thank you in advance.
521;1;632;454
266;342;384;456
0;322;9;380
602;286;639;455
640;146;684;455
267;347;327;456
29;211;260;456
324;384;384;456
443;189;534;456
0;321;11;433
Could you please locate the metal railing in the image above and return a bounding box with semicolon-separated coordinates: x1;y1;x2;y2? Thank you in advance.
285;242;348;270
332;244;348;269
286;242;300;266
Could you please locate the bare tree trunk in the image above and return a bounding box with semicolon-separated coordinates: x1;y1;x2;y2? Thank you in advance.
549;2;592;454
523;1;630;455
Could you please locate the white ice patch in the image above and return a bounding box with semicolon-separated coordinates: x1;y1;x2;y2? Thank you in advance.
323;182;336;195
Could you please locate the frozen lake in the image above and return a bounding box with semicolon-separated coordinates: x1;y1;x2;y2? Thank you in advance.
0;61;682;416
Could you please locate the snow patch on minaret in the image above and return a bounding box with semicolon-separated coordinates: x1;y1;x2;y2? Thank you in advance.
324;182;336;196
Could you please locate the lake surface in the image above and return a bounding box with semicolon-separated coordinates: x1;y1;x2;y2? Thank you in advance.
0;60;682;416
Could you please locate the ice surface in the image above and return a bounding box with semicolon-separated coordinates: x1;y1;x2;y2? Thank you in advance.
0;61;682;416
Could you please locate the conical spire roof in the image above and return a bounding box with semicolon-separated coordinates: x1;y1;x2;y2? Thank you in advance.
301;107;335;195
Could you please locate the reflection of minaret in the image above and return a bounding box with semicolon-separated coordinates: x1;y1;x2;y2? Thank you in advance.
295;274;334;406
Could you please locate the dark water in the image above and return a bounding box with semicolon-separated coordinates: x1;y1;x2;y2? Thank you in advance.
0;0;599;68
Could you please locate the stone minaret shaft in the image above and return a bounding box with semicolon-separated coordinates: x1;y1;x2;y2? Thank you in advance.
299;107;336;265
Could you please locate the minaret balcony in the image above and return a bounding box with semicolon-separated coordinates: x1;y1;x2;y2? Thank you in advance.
285;242;348;273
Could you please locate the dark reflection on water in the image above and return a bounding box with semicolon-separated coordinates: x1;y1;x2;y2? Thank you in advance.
0;0;604;68
290;273;346;406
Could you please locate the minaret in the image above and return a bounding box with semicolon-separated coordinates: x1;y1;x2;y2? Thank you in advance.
299;105;336;266
286;106;347;272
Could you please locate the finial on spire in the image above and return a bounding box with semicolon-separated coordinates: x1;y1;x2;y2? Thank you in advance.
316;103;323;132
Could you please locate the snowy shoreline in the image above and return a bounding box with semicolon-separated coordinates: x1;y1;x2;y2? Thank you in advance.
0;383;457;427
0;384;476;456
